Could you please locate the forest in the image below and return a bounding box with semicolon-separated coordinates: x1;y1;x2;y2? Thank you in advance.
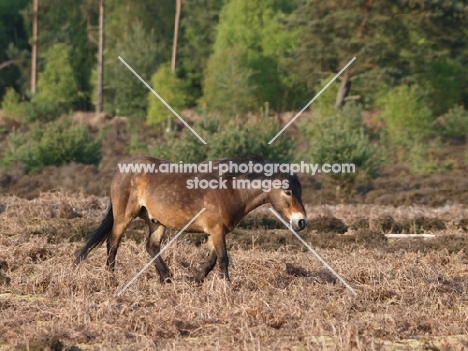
0;0;467;193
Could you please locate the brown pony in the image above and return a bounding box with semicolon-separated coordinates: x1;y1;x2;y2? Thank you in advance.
76;156;307;283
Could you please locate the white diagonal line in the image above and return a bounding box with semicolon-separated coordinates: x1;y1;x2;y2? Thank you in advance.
269;208;357;295
118;56;207;145
117;208;206;296
268;57;356;144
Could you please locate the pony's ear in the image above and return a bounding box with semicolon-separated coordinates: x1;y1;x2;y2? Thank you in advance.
288;173;302;191
277;172;288;180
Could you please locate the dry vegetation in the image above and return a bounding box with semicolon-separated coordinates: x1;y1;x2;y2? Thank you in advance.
1;193;468;350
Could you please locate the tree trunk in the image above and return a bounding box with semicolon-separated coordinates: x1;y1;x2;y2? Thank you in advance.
96;0;105;114
171;0;182;73
335;70;351;112
31;0;38;94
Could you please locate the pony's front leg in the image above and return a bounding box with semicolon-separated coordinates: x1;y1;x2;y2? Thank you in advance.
194;231;230;283
146;224;171;283
214;231;230;281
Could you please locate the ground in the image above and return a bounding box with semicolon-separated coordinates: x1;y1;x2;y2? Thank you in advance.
0;193;467;350
0;117;467;349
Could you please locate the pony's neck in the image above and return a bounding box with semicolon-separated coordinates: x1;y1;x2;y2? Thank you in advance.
239;188;269;216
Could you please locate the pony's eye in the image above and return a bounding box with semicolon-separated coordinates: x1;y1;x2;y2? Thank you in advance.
284;190;292;196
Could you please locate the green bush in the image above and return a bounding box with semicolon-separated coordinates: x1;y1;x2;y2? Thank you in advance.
0;118;102;173
206;117;294;162
437;105;468;140
386;135;452;176
378;85;433;144
1;88;25;119
142;113;294;163
24;100;63;123
302;103;382;187
403;138;451;175
28;44;78;122
147;64;187;125
149;129;208;163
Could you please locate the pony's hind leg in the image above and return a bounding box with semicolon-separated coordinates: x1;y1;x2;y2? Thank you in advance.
106;218;132;271
106;197;139;271
146;224;171;283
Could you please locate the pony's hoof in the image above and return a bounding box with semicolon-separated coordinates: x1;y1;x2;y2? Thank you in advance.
160;276;172;284
189;276;204;284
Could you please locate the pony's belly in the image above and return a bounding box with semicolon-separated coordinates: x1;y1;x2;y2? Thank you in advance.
145;201;206;232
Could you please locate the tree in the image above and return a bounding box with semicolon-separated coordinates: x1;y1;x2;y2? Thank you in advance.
103;22;162;120
178;0;227;105
96;0;104;113
203;46;257;116
22;0;97;109
104;0;175;52
0;0;29;99
147;63;187;125
31;43;78;119
31;0;38;94
286;0;409;110
210;0;306;112
397;1;468;112
419;58;465;116
171;0;182;73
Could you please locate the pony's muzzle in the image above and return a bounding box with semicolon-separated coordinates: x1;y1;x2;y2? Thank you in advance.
291;217;308;231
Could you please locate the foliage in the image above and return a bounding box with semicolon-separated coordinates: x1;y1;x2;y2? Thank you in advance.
2;0;467;116
400;138;451;176
103;22;163;120
149;129;208;164
28;44;78;122
142;114;294;164
208;0;306;111
1;88;25;119
378;85;433;144
147;64;187;125
178;0;228;105
285;0;409;108
103;0;175;52
203;46;257;116
437;105;468;140
383;132;452;176
206;117;294;162
312;74;340;120
419;58;465;116
0;118;101;173
0;0;29;98
302;103;382;187
22;0;96;108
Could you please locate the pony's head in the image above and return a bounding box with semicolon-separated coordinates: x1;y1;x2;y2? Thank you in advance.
268;172;307;231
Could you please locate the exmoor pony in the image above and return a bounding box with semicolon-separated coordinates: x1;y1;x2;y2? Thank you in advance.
76;156;307;282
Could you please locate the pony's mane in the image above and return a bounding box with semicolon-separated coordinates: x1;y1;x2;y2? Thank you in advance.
199;155;300;188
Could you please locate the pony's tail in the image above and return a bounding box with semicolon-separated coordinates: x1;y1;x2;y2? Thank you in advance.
75;204;114;264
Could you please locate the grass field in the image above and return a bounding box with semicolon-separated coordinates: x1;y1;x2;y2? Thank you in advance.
1;193;468;350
